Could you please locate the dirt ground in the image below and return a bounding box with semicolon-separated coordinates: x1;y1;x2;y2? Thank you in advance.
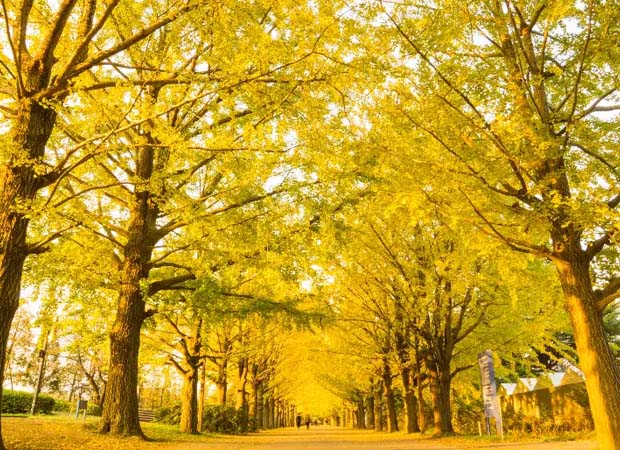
2;417;598;450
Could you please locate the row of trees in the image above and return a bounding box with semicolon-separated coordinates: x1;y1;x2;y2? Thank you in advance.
2;1;620;449
0;0;355;447
316;181;568;436
8;285;310;434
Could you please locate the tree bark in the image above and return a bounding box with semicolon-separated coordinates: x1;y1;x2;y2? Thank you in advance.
98;284;146;436
402;366;420;433
198;362;206;431
415;358;426;432
215;360;228;405
365;395;374;429
381;359;398;432
269;396;275;428
556;256;620;450
179;366;199;434
256;383;264;428
373;383;383;431
356;398;365;429
99;140;160;436
236;357;249;432
437;369;453;434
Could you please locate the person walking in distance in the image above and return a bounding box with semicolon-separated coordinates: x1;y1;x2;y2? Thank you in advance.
296;414;302;430
305;414;311;430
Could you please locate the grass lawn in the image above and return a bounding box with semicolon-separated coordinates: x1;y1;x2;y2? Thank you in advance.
3;414;215;450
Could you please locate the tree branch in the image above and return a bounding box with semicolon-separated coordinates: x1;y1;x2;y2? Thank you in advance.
148;274;197;296
596;277;620;312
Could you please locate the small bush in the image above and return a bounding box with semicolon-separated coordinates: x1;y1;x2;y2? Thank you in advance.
2;390;55;414
153;403;252;433
53;399;71;412
202;405;249;434
87;403;102;416
154;404;182;425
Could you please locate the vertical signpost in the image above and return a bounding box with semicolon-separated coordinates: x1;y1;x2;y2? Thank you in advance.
478;350;503;438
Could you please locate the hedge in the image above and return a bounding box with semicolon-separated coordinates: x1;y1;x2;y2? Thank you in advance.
2;390;55;414
153;404;255;433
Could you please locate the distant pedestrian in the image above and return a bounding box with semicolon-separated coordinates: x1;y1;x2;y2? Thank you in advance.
305;415;311;430
296;414;302;429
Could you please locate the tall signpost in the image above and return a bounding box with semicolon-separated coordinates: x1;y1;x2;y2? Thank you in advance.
478;350;503;438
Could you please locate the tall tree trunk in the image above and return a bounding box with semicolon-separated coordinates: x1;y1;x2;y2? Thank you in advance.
402;366;420;433
216;361;228;405
262;397;269;429
269;396;275;428
198;362;206;432
98;286;146;436
256;383;264;428
179;366;199;434
236;357;249;432
373;382;383;431
426;356;443;436
556;256;620;450
437;368;453;434
366;394;374;429
381;359;398;432
249;381;258;420
356;398;365;429
100;143;159;436
415;360;426;432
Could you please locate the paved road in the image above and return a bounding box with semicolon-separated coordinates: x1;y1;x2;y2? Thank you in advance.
194;427;598;450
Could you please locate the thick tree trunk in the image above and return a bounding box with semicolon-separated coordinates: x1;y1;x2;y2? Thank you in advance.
269;396;275;428
98;287;145;436
249;381;258;420
366;395;374;429
381;360;398;432
427;359;444;437
356;398;365;429
262;397;269;429
100;144;159;436
256;383;264;428
415;364;426;432
373;384;383;431
216;361;228;405
402;367;420;433
437;369;453;434
179;367;199;434
556;257;620;450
